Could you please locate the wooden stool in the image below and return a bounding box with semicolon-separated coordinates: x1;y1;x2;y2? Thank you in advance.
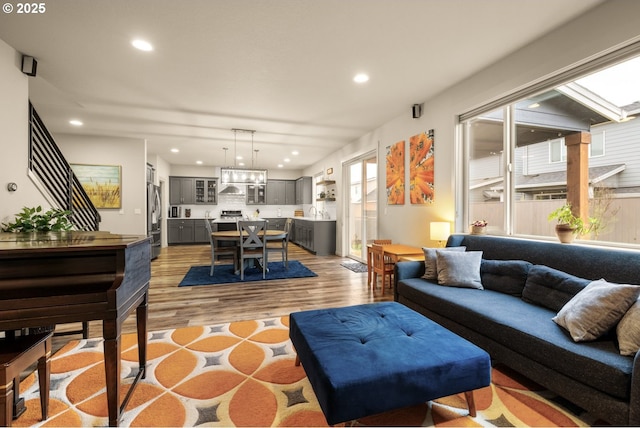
0;332;52;426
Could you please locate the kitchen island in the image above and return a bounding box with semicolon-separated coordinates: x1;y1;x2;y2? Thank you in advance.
291;217;336;256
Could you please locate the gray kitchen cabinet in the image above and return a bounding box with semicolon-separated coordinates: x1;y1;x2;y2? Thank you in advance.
170;176;218;205
168;219;195;244
267;180;296;205
169;177;195;205
291;219;336;255
265;217;286;230
246;184;266;204
295;176;312;205
194;178;218;204
193;219;210;243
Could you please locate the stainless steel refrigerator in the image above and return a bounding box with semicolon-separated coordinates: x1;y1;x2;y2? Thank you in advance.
147;164;162;260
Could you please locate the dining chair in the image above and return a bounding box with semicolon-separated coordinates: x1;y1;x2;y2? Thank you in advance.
237;220;268;280
367;240;393;286
204;219;238;276
266;218;293;269
370;243;394;295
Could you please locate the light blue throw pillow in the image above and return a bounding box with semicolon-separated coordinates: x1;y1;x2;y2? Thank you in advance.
435;250;483;289
421;246;465;280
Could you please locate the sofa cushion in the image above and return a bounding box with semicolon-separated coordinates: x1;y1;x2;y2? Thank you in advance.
480;259;532;297
522;265;590;311
436;250;483;289
617;300;640;356
422;246;466;280
396;278;633;400
553;279;640;342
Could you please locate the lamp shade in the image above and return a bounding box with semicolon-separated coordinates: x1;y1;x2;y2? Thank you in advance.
430;222;450;242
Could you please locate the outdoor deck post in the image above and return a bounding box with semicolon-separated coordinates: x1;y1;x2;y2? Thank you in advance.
565;131;591;229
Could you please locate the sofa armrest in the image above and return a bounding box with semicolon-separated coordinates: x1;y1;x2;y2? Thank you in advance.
630;350;640;425
394;261;424;301
395;260;424;281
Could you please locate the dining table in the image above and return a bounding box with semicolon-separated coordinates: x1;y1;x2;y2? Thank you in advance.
211;230;289;274
366;243;425;286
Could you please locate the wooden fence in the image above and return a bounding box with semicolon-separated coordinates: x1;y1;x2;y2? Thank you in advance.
471;198;640;245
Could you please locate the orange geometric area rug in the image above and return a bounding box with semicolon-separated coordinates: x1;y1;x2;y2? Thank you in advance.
14;317;598;427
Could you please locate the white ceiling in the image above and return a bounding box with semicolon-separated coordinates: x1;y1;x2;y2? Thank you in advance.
0;0;604;171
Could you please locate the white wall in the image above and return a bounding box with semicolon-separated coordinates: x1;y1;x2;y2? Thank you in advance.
0;39;50;225
56;134;147;235
306;0;640;253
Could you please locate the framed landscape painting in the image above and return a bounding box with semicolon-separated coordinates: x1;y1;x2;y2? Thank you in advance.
70;163;122;209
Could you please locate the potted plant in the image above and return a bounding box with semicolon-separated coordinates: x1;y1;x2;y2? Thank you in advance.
1;206;73;233
547;203;590;243
470;220;487;235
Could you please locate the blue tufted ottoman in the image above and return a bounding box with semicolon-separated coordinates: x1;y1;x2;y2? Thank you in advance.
289;302;491;425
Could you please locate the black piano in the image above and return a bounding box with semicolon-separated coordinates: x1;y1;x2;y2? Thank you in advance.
0;231;151;426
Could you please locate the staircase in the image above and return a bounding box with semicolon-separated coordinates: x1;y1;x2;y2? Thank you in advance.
28;103;100;231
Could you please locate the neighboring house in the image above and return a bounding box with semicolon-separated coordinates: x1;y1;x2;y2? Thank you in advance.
470;99;640;202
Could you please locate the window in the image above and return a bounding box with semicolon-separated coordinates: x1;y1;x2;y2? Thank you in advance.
462;53;640;246
590;131;605;157
549;138;566;163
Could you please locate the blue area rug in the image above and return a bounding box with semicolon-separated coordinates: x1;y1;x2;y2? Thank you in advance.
178;260;317;286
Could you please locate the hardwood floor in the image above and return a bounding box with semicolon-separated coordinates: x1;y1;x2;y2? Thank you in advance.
57;243;393;344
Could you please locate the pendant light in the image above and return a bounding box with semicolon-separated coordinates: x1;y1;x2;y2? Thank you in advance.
220;129;268;186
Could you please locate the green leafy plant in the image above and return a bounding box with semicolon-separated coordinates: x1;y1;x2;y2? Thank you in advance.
547;203;593;236
1;206;73;232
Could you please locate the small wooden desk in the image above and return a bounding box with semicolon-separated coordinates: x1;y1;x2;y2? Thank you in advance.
366;244;424;286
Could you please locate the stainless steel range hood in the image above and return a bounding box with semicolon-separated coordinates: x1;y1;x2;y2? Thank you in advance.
219;184;245;195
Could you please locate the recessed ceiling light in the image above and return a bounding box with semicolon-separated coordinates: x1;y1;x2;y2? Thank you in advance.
292;150;299;155
196;160;203;165
238;162;245;166
353;73;369;83
170;148;179;153
131;39;153;52
277;164;284;168
284;158;290;163
69;119;83;126
236;156;243;160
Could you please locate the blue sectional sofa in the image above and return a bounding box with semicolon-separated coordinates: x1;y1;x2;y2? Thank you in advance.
394;234;640;426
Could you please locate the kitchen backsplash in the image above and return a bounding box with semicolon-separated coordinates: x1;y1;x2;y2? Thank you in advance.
170;193;336;220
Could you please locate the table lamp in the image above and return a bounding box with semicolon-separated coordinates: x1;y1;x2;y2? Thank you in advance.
430;222;450;247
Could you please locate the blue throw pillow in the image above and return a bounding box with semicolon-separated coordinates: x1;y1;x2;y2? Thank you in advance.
522;265;590;311
480;259;532;297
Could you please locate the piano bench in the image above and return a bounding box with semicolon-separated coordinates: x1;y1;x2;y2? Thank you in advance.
0;332;53;427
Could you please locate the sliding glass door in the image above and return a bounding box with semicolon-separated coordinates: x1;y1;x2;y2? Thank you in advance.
345;152;377;261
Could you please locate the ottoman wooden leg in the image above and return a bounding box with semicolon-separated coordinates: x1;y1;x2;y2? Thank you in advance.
464;391;476;417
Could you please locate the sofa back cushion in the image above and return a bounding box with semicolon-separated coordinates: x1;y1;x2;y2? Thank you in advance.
481;259;532;297
522;265;590;311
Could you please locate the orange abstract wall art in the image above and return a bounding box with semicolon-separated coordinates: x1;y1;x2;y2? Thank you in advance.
409;130;435;204
386;140;405;205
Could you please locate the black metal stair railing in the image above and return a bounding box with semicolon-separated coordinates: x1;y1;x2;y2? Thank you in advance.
28;103;100;231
